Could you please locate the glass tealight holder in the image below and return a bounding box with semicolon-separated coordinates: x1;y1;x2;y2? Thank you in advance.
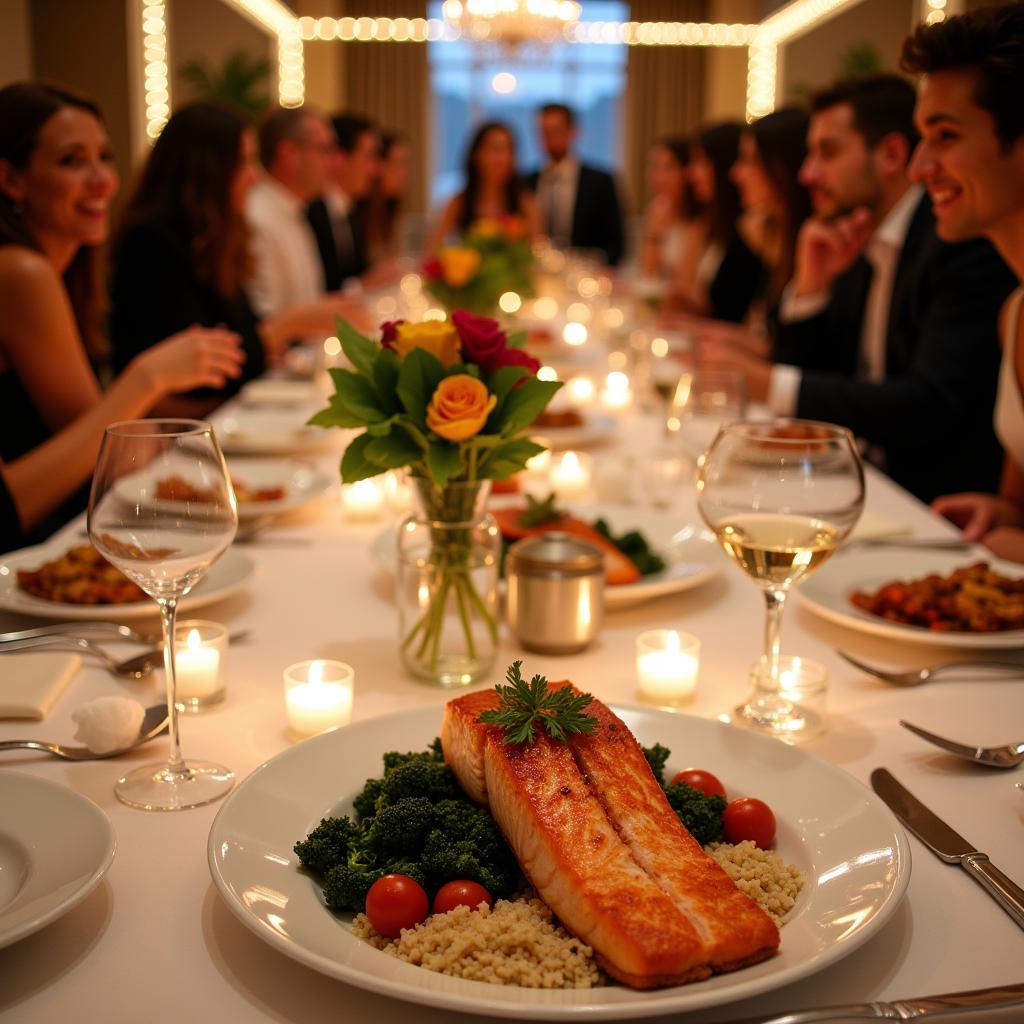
745;655;828;743
173;620;228;713
636;629;700;708
284;659;355;740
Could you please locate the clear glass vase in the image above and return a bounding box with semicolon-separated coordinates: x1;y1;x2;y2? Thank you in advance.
397;478;500;687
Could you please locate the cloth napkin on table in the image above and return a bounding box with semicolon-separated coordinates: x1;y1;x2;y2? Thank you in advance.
848;511;912;541
0;653;81;719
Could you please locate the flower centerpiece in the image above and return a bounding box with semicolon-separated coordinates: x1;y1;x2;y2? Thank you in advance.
310;311;560;686
423;215;535;317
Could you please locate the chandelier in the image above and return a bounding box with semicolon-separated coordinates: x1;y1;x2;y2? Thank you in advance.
442;0;583;49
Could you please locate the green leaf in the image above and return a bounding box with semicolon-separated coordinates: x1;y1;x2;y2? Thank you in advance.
397;348;446;428
340;433;384;483
372;350;401;414
307;400;363;429
365;415;397;437
498;379;563;437
425;441;462;487
364;430;422;468
479;438;547;480
333;369;389;424
506;329;527;350
337;318;380;380
484;365;532;432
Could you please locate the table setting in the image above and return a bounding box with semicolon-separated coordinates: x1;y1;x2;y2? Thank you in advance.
1;269;1023;1024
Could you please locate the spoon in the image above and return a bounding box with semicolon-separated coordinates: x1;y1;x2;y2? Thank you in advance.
0;703;168;760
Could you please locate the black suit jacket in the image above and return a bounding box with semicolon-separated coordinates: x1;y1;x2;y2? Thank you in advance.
774;195;1017;503
527;163;625;267
307;197;368;292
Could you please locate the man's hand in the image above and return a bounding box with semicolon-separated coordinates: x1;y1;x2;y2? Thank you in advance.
697;333;772;404
792;207;873;298
932;492;1024;541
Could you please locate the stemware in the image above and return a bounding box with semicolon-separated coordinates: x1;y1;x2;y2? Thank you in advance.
696;420;865;739
88;419;238;810
666;367;746;443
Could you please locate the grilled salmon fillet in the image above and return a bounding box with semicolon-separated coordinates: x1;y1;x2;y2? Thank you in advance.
441;689;500;804
569;696;780;972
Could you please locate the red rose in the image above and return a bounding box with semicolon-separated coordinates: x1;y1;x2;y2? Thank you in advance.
451;310;508;372
487;344;540;376
422;257;443;281
380;320;404;348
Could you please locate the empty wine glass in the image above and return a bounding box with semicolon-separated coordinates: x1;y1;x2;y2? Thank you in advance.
696;420;864;739
88;420;238;810
666;367;747;457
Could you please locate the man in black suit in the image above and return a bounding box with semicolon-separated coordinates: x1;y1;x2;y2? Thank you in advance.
704;75;1016;503
307;112;379;291
527;103;625;267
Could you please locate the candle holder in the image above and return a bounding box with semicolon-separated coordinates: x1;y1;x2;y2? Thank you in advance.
173;620;228;713
284;659;355;739
744;655;827;743
636;629;700;707
549;450;593;500
341;478;385;521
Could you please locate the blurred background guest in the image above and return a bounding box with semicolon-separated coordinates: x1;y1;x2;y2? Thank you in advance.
529;102;624;267
110;102;360;416
426;121;538;250
355;130;411;267
0;83;243;538
639;136;699;282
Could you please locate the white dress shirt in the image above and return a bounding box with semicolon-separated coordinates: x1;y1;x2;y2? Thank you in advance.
768;184;925;415
536;156;580;249
246;175;325;318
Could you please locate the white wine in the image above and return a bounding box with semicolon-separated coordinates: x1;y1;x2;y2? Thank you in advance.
714;513;842;590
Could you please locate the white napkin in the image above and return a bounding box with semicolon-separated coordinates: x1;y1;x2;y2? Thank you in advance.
849;511;912;542
0;653;81;719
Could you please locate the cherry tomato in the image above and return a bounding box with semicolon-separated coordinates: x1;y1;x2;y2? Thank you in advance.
432;880;493;915
365;874;429;938
670;769;726;799
723;797;776;849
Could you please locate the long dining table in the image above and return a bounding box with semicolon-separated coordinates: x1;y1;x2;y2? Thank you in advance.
1;396;1022;1024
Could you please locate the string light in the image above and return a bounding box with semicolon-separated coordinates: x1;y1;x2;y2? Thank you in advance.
226;0;305;106
141;0;169;140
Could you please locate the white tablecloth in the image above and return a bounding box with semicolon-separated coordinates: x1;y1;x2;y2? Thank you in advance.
1;409;1022;1024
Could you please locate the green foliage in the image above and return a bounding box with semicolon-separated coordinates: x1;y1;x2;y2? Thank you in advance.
293;816;359;876
641;743;671;786
664;783;727;845
377;759;458;808
593;519;667;577
839;42;882;79
478;661;598;745
178;50;271;121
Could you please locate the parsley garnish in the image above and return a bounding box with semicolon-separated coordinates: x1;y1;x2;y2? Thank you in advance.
478;661;598;744
516;492;563;528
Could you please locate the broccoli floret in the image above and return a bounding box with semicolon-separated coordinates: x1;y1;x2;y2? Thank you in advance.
382;739;445;773
363;797;435;858
642;743;671;786
377;758;457;809
420;829;518;899
322;850;387;912
353;776;384;820
294;816;359;876
432;799;499;842
429;736;444;761
664;783;726;845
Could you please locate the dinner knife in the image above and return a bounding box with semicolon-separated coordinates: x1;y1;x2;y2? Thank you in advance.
728;981;1024;1023
871;768;1024;930
0;622;152;644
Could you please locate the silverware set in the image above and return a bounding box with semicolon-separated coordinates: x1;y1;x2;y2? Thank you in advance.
0;703;168;760
837;649;1024;687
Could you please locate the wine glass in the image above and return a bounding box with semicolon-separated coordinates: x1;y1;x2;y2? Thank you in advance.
666;368;747;456
88;420;238;810
696;420;865;739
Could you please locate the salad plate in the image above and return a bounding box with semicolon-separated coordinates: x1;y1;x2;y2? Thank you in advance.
208;705;910;1020
214;411;335;456
529;412;617;450
0;772;115;949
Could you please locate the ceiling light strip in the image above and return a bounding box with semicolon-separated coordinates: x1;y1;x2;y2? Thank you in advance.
225;0;305;106
141;0;170;139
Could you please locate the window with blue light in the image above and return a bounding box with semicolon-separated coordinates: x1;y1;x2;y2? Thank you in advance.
427;1;629;208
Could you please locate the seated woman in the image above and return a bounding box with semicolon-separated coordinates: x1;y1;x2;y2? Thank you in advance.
357;131;411;265
110;102;363;417
639;137;699;282
0;82;244;539
426;122;539;250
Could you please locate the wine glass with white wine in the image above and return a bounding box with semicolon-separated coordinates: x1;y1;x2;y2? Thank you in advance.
88;420;237;810
696;420;864;739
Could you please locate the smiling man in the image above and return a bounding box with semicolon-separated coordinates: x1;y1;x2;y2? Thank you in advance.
717;73;1017;503
900;4;1024;559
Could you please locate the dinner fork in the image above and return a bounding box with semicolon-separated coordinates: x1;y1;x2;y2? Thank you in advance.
837;649;1024;687
0;634;157;678
900;720;1024;768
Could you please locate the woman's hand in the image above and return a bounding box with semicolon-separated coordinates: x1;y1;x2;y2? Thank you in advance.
134;325;244;395
981;527;1024;564
931;492;1024;542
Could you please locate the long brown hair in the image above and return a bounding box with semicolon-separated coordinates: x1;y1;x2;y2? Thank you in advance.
118;102;251;298
459;122;525;232
0;82;106;358
358;131;404;261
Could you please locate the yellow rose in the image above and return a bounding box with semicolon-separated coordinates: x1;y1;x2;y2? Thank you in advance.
426;375;497;442
392;320;460;367
439;246;482;287
469;217;501;239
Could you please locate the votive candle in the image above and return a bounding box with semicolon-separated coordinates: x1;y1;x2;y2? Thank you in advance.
601;371;632;410
173;620;227;711
341;478;385;521
636;630;699;706
549;451;592;499
284;659;355;739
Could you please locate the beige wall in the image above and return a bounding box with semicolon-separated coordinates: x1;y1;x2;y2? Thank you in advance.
0;0;33;86
702;0;760;124
297;0;345;111
780;0;915;103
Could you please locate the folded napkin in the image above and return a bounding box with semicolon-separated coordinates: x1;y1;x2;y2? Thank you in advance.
0;652;81;719
849;511;913;542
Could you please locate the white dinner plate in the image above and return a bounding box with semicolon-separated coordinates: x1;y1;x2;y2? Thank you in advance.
371;505;725;610
239;379;318;409
120;459;334;522
208;706;910;1021
796;549;1024;649
215;410;333;456
0;771;115;949
0;543;255;621
530;412;617;450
